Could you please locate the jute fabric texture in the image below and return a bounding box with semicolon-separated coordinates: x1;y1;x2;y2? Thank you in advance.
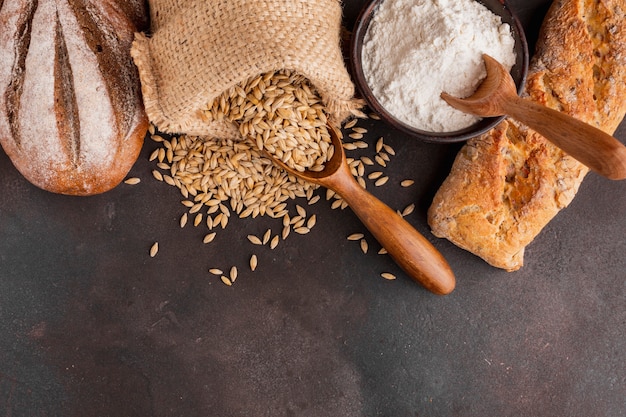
131;0;360;138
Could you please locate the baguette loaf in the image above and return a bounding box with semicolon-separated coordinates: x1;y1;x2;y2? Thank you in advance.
427;0;626;271
0;0;149;195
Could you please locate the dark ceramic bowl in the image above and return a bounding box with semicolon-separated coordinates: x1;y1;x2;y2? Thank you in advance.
350;0;529;143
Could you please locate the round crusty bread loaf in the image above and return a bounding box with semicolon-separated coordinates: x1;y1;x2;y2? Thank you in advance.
0;0;149;195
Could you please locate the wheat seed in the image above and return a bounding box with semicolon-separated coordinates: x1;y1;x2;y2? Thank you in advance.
348;233;364;241
360;239;369;254
376;137;384;153
375;176;389;187
149;242;159;258
282;225;291;240
203;233;217;244
383;144;396;155
124;177;141;185
331;199;343;210
164;175;176;186
361;156;374;166
247;235;263;245
306;215;317;229
344;119;358;129
262;229;272;245
402;203;416;217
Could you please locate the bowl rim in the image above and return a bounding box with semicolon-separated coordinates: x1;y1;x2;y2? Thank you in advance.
349;0;530;144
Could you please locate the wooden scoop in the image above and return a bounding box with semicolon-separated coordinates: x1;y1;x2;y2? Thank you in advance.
265;125;456;295
441;54;626;180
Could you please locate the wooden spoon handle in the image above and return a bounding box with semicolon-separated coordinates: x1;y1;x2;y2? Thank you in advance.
504;97;626;180
328;173;456;295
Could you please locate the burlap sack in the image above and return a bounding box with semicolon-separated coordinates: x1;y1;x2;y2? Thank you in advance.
131;0;361;138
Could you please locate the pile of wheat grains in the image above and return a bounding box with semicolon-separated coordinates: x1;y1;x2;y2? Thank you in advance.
135;70;416;286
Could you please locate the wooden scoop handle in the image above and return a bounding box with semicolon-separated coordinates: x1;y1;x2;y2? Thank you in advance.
503;95;626;180
324;165;456;295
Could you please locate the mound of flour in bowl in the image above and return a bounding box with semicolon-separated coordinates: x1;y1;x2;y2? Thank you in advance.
361;0;516;132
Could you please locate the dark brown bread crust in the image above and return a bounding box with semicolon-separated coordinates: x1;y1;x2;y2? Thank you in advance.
0;0;149;195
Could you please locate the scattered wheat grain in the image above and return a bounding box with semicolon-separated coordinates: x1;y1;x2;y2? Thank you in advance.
375;176;389;187
262;229;272;244
248;235;263;245
344;119;358;129
360;239;369;254
402;204;416;217
203;232;217;244
307;215;317;229
149;242;159;258
348;233;364;241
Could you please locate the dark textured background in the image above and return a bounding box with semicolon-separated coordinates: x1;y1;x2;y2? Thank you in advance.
1;1;624;416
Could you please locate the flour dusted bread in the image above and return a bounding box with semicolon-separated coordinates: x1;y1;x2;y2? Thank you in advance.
0;1;149;195
427;0;626;271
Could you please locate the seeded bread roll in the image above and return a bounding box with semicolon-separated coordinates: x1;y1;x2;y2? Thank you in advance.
0;1;149;195
427;0;626;271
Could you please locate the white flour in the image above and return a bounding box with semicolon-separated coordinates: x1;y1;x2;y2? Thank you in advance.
362;0;516;132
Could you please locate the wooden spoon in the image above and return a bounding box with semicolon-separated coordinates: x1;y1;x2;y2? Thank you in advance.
441;54;626;180
264;125;456;295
